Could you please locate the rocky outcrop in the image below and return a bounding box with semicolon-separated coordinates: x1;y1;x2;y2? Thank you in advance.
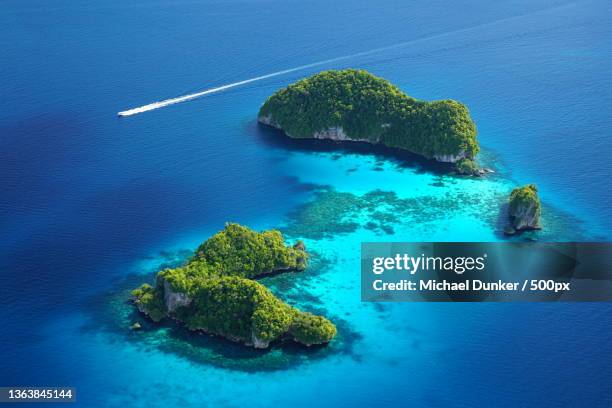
251;331;270;349
259;114;466;163
509;201;541;230
312;127;372;143
433;151;468;163
455;158;495;177
259;116;371;143
162;279;192;312
293;240;306;252
258;114;277;127
505;184;542;234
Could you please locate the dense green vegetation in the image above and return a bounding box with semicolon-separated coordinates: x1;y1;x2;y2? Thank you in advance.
509;184;541;216
131;283;166;322
456;158;479;175
194;223;308;277
507;184;542;232
259;69;478;161
131;223;335;348
182;276;295;343
289;311;337;345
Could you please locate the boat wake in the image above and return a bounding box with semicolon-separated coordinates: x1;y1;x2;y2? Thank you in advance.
117;2;575;117
117;58;350;117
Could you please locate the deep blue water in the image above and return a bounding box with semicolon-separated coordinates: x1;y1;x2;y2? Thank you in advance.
1;0;612;407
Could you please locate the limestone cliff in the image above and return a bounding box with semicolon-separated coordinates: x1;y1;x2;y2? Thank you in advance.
506;184;542;234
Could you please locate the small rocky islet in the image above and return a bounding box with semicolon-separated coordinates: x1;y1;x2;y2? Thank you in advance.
504;184;542;235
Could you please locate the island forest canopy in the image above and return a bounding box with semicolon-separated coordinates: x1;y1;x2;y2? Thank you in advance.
132;223;336;348
259;69;479;161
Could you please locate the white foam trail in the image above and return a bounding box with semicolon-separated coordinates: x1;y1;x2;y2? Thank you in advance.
118;3;575;117
117;59;347;116
118;47;400;116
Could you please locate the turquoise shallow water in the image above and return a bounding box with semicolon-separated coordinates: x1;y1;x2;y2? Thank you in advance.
2;0;612;407
17;145;609;407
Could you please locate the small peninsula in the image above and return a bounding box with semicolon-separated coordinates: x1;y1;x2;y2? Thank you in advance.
132;223;336;348
258;69;479;164
505;184;542;234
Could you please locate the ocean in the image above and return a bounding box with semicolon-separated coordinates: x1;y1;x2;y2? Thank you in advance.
1;0;611;406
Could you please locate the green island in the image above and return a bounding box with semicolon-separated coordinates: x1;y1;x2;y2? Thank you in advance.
258;69;479;165
505;184;542;235
131;223;336;348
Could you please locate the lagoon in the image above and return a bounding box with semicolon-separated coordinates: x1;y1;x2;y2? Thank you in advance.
2;0;612;407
